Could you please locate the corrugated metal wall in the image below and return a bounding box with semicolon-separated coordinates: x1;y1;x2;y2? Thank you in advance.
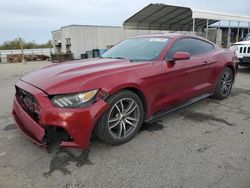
52;25;166;59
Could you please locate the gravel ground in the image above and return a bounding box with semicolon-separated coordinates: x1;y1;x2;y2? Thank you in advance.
0;61;250;188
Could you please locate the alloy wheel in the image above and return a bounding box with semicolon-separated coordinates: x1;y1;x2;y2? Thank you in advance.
220;70;233;97
108;98;140;139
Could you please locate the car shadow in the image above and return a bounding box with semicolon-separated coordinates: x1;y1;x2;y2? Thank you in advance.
237;66;250;74
42;120;166;177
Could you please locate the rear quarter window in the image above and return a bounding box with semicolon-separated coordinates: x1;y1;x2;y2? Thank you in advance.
166;38;214;60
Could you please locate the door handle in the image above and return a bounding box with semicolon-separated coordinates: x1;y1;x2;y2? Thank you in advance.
204;61;216;64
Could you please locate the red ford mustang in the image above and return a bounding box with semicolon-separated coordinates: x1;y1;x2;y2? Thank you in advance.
12;34;237;150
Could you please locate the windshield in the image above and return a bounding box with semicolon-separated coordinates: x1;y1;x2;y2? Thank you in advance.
101;37;170;62
244;34;250;41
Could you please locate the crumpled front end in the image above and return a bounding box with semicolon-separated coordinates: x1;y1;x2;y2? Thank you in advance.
12;80;109;150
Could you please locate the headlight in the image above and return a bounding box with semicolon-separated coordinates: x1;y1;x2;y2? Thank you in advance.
51;90;98;108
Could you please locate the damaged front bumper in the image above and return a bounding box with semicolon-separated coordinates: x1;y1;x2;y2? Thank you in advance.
12;80;109;150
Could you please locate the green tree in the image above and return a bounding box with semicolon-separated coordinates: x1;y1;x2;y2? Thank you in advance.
0;39;53;50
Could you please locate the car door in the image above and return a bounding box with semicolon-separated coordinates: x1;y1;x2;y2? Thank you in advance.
158;37;215;110
186;38;216;96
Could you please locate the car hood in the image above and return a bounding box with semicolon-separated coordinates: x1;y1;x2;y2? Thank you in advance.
234;40;250;45
21;58;148;94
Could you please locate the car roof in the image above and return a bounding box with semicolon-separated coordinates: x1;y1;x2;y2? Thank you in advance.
132;33;215;44
132;33;180;39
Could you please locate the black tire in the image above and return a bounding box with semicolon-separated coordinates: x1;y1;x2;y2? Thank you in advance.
212;67;234;100
94;90;144;145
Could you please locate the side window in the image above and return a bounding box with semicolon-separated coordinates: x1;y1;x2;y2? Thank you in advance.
166;38;214;60
201;40;214;53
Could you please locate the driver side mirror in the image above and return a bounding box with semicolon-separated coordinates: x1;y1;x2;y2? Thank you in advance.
173;52;191;61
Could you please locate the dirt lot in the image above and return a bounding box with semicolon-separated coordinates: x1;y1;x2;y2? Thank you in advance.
0;61;250;188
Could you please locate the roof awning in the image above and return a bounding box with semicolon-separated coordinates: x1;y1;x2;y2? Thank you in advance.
123;4;250;31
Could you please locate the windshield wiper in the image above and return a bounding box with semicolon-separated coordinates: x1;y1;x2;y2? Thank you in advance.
103;56;134;62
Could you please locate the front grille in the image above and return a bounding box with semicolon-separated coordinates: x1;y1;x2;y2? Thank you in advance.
239;47;250;54
16;86;40;122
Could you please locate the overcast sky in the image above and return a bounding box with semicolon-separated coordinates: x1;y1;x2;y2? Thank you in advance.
0;0;249;44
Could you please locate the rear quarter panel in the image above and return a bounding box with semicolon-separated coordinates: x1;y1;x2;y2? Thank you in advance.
210;47;237;92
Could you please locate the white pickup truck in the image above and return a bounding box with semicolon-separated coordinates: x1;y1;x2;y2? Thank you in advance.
231;34;250;67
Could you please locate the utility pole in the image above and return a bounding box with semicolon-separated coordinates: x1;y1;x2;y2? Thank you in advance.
206;19;209;39
19;36;26;64
237;21;240;42
227;21;231;48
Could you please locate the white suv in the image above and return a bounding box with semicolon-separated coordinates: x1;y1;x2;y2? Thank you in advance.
231;34;250;67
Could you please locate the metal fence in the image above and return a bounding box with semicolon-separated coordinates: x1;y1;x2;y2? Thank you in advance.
0;48;54;63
